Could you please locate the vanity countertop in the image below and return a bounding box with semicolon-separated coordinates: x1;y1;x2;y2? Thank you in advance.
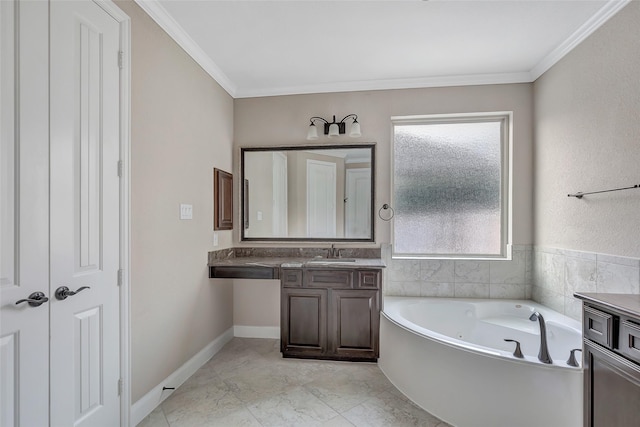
208;247;385;279
208;256;385;269
208;247;384;268
574;292;640;318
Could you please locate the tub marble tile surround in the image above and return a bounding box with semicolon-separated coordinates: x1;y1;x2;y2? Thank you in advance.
383;244;533;300
383;244;640;321
532;247;640;320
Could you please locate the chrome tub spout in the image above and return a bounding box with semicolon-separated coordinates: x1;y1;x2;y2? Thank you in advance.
529;312;553;364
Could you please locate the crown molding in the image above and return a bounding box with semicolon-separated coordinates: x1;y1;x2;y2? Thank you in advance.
133;0;237;97
234;72;535;99
135;0;628;99
530;0;631;80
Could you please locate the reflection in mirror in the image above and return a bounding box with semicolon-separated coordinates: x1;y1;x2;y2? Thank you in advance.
241;144;375;241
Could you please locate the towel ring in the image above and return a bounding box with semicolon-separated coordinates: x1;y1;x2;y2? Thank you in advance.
378;203;394;221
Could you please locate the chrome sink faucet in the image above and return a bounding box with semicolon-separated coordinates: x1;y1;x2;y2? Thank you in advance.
529;311;553;364
327;244;340;259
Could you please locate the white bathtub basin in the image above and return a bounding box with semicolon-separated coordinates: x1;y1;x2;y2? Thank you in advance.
379;297;583;427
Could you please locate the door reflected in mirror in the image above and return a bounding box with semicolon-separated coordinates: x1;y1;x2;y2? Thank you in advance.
241;144;375;241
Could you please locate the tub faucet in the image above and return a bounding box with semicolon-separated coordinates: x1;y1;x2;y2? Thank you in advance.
529;312;553;364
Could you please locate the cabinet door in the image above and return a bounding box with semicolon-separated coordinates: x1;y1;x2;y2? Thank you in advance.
330;289;379;360
584;340;640;427
281;288;327;358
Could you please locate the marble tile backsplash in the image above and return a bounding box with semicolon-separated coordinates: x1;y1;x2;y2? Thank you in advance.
382;244;533;300
532;246;640;320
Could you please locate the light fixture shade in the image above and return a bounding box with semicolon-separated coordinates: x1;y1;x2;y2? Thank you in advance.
307;123;318;140
328;123;340;137
349;121;361;138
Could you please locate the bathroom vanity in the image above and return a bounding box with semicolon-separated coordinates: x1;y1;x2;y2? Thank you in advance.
280;264;381;361
208;248;384;362
574;292;640;427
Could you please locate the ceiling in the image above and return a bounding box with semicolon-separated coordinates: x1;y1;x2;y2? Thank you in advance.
136;0;629;98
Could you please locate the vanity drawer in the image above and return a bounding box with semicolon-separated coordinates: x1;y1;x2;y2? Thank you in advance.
305;269;353;289
619;320;640;364
584;305;615;349
281;269;303;287
356;270;381;289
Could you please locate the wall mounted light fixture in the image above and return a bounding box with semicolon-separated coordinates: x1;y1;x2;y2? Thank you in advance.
307;114;361;140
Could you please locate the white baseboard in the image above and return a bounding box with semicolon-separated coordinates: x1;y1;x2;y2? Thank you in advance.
130;327;234;426
233;325;280;339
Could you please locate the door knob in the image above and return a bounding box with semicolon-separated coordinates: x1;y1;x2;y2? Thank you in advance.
15;291;49;307
55;286;90;300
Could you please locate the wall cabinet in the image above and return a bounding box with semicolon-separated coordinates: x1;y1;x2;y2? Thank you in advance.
576;293;640;427
214;168;233;230
281;268;381;361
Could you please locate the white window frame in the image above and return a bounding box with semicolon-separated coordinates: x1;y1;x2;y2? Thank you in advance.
390;112;513;260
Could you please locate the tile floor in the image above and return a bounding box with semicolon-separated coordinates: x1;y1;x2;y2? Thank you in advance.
137;338;451;427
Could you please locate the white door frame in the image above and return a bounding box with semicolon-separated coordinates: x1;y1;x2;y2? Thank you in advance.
92;1;131;425
272;152;288;236
345;168;371;238
306;159;337;238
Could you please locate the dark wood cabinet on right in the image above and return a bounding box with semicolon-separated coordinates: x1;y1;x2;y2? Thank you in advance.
330;288;379;360
281;267;381;362
575;293;640;427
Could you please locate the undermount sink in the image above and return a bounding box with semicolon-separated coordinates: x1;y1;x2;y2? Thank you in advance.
306;258;357;264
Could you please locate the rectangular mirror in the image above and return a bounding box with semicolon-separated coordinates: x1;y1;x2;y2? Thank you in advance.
241;144;375;242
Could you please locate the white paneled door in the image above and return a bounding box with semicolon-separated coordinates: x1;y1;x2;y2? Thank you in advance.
1;1;125;426
0;1;50;426
306;160;337;238
272;152;288;236
50;1;122;426
345;168;371;238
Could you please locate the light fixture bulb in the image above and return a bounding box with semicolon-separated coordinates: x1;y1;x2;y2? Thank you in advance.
349;120;361;138
307;123;318;140
328;123;340;137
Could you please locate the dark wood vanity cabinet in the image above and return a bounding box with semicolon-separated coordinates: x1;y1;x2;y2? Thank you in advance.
281;287;327;357
330;288;379;360
281;268;381;361
576;293;640;427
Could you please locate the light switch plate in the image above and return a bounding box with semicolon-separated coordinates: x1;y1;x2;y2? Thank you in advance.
213;233;219;247
180;204;193;220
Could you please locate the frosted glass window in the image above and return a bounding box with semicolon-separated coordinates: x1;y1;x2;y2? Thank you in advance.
392;115;509;257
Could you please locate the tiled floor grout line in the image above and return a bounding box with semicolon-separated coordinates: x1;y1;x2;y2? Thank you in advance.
138;338;450;427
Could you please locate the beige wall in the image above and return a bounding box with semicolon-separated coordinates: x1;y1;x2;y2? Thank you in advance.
115;1;235;402
533;1;640;259
233;280;281;328
234;84;535;247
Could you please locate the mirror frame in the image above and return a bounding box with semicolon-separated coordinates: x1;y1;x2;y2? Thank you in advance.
241;144;376;242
